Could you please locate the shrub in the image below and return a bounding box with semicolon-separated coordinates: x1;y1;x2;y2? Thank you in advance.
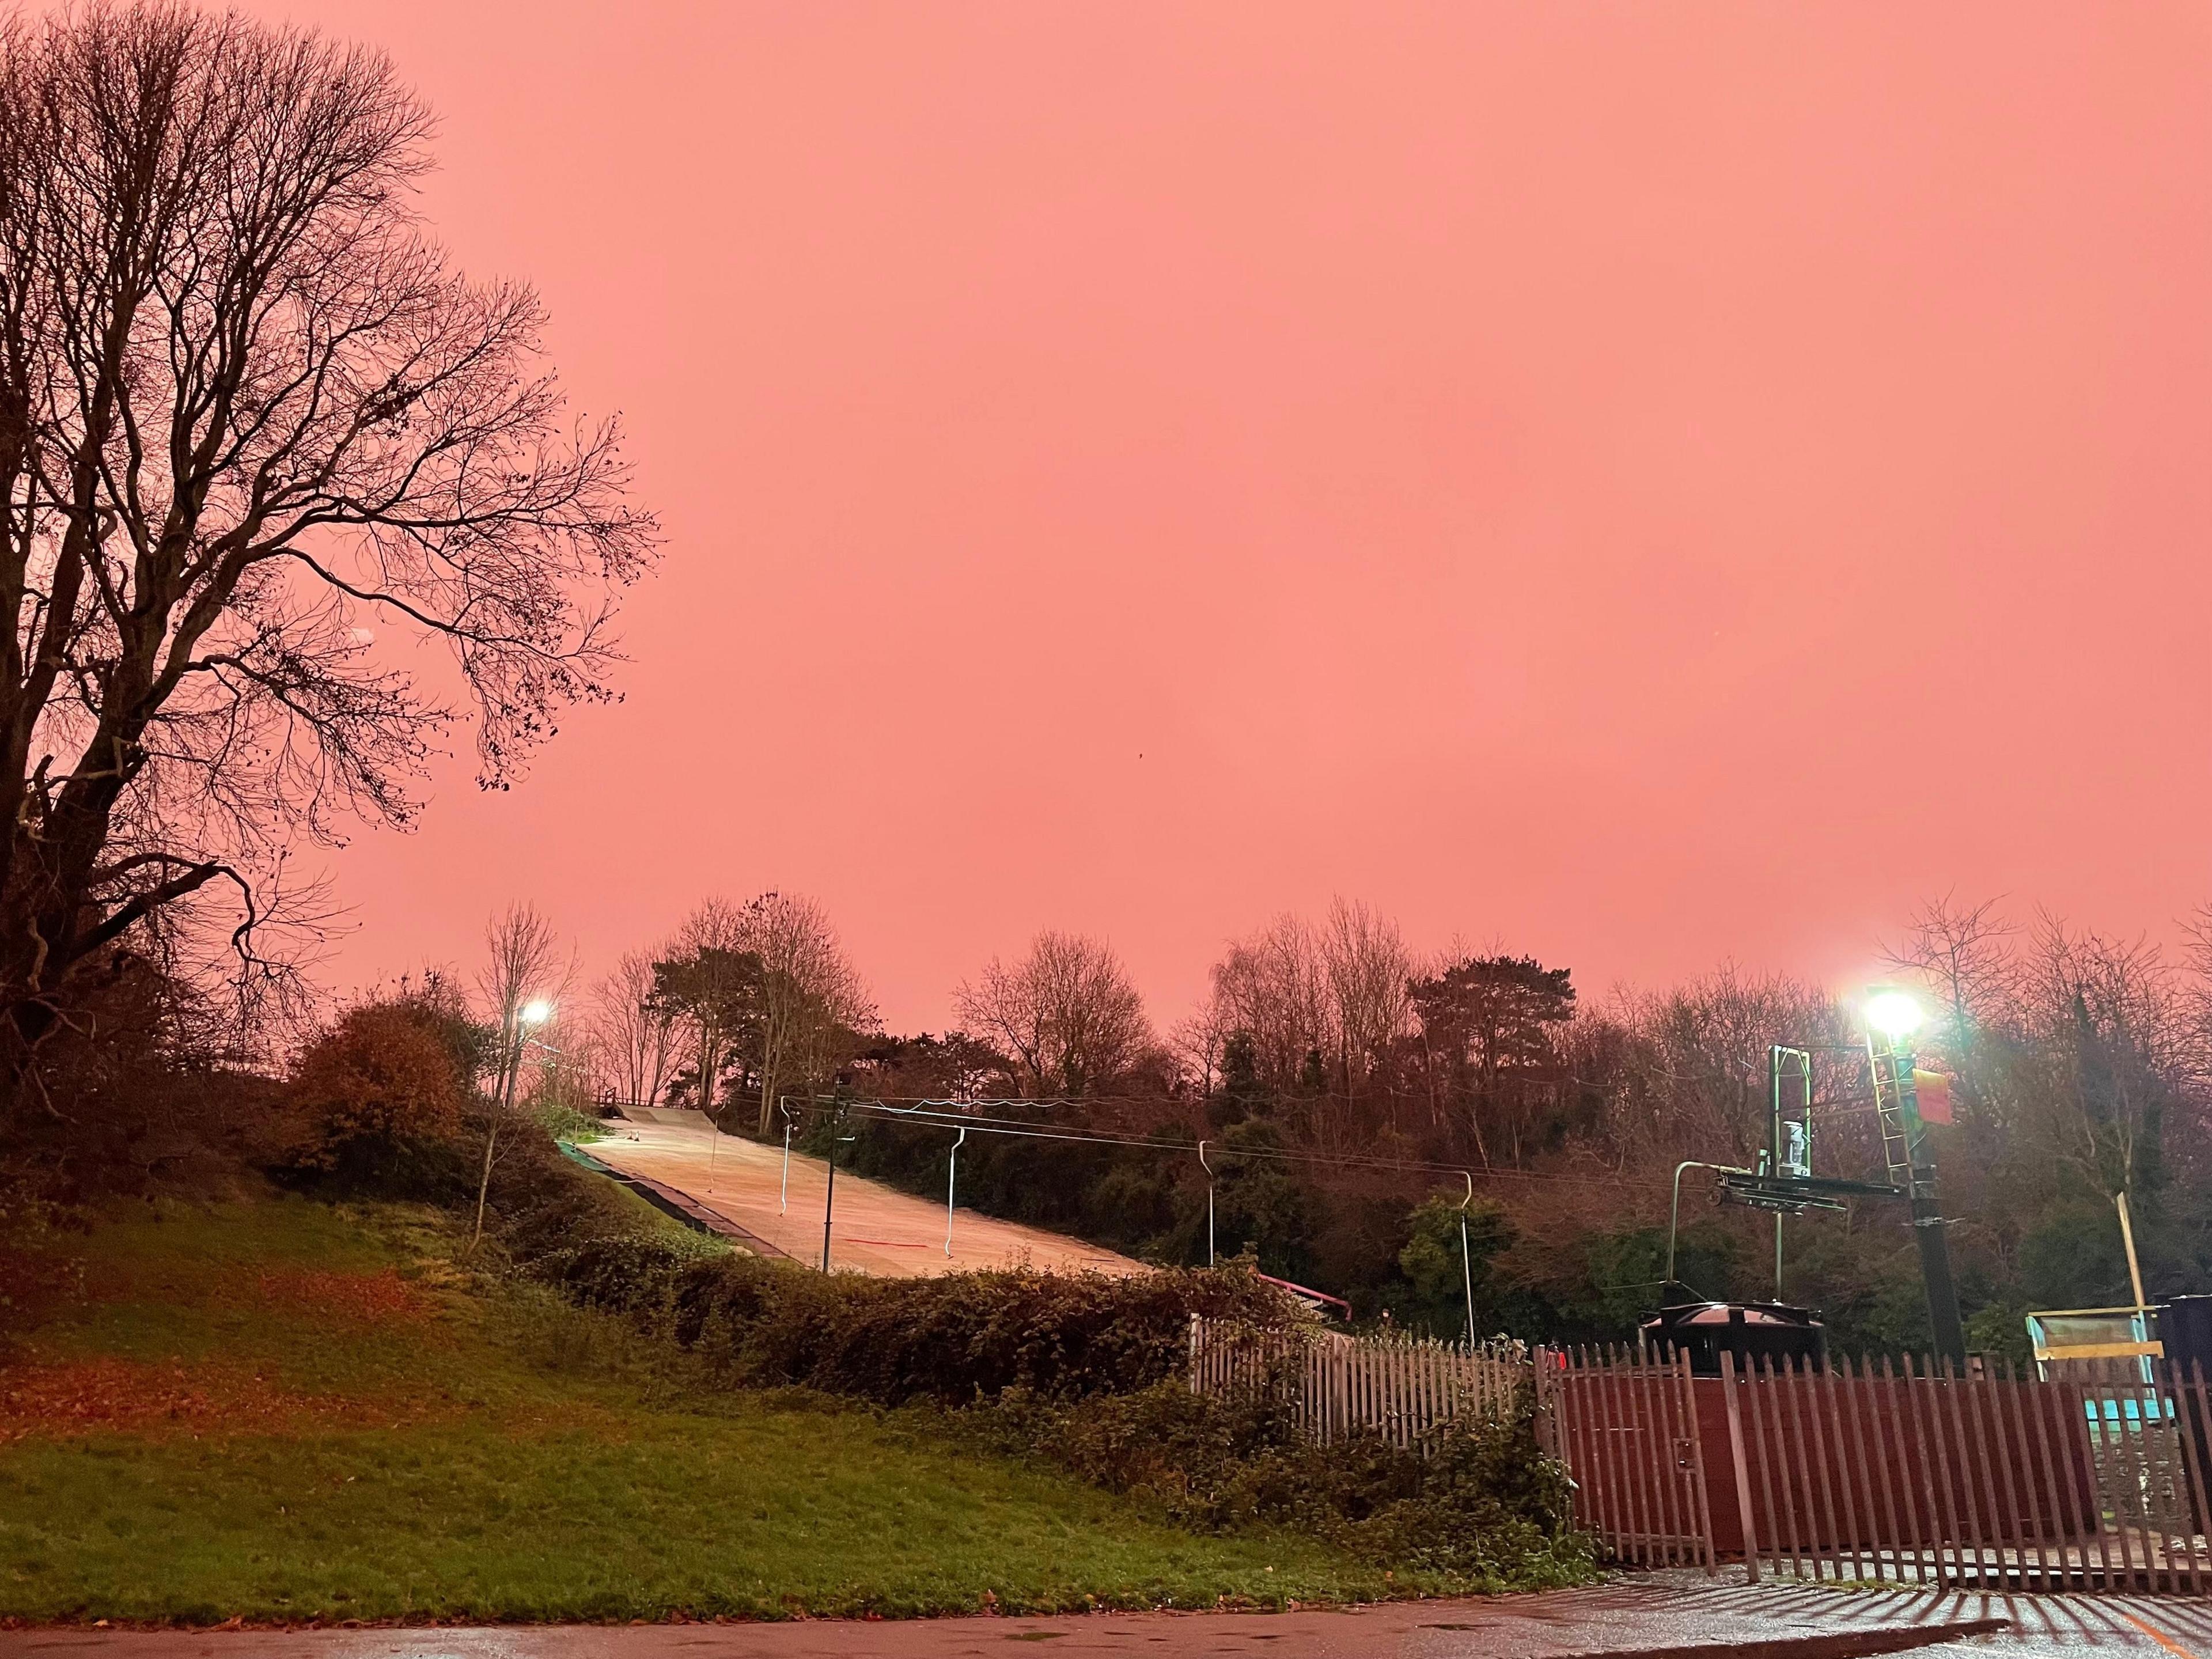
276;1002;467;1184
539;1233;1293;1404
966;1379;1591;1587
533;1102;607;1144
468;1137;1290;1403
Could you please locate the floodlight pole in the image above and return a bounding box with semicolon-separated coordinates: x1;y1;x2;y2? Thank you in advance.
1868;1023;1966;1366
1457;1173;1478;1347
820;1101;847;1273
1768;1046;1811;1302
946;1126;967;1257
1198;1140;1215;1266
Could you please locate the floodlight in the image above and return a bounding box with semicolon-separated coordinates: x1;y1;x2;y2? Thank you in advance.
1863;988;1923;1039
520;998;554;1026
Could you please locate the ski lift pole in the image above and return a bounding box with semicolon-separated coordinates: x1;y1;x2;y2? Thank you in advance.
1768;1046;1812;1301
1668;1161;1748;1294
1199;1140;1215;1266
820;1100;853;1274
1459;1173;1477;1347
1863;1001;1966;1366
945;1126;967;1257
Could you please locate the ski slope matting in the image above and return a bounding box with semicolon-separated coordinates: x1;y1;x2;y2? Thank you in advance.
590;1111;1146;1278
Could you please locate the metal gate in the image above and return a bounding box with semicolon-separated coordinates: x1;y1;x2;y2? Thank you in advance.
1537;1346;1715;1570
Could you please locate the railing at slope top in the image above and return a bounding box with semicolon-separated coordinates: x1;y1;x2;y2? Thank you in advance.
1188;1316;1529;1449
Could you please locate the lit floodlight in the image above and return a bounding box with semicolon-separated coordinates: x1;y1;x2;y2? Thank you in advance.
1863;988;1923;1039
519;998;554;1026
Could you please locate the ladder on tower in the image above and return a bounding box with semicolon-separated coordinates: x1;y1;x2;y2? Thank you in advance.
1867;1037;1916;1194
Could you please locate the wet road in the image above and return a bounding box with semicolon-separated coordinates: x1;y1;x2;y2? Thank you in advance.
11;1578;2191;1659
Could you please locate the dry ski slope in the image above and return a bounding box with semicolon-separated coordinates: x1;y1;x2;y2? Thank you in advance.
590;1111;1145;1278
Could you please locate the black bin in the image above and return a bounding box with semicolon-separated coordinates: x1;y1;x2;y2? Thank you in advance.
2162;1296;2212;1532
1641;1301;1827;1377
2160;1295;2212;1381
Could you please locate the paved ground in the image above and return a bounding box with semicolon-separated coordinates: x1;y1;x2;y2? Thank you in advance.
587;1113;1143;1278
19;1580;2207;1659
0;1584;1967;1657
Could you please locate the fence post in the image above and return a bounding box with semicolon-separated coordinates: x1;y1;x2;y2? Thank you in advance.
1719;1348;1760;1584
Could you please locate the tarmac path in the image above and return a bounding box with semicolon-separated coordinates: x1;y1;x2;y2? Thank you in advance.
584;1112;1143;1279
14;1580;2212;1659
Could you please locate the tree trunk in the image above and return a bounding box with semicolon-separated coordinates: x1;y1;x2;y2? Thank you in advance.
469;1118;498;1251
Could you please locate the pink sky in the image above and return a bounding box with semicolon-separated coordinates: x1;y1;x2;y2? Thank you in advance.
248;0;2212;1030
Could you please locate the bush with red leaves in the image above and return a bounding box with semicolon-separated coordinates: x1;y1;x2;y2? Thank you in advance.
278;1002;468;1183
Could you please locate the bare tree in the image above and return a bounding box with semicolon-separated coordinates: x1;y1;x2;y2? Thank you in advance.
2015;914;2182;1200
0;6;654;1116
470;900;570;1245
1321;897;1412;1108
1209;915;1331;1093
733;892;873;1134
589;946;679;1108
955;930;1152;1097
1885;893;2018;1110
1592;965;1845;1172
1170;994;1232;1097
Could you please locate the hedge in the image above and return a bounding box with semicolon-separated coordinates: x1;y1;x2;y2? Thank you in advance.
487;1131;1292;1405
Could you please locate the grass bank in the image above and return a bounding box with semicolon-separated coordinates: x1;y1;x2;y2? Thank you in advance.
0;1195;1407;1624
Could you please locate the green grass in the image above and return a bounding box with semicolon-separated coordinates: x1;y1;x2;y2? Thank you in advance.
0;1195;1406;1624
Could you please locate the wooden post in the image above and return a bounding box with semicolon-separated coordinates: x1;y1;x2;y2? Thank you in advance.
1719;1349;1760;1584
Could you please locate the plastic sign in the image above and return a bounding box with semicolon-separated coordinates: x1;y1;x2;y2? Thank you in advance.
1912;1069;1953;1125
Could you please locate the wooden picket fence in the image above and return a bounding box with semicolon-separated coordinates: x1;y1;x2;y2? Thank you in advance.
1188;1317;1527;1449
1537;1346;2212;1593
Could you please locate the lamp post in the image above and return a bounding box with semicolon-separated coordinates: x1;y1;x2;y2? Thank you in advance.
503;998;554;1114
471;997;552;1251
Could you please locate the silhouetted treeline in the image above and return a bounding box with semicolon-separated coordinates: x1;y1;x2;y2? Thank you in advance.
803;899;2212;1356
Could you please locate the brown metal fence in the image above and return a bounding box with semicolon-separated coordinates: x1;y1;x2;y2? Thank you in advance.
1192;1323;2212;1593
1539;1347;2212;1592
1535;1345;1715;1573
1188;1317;1525;1449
